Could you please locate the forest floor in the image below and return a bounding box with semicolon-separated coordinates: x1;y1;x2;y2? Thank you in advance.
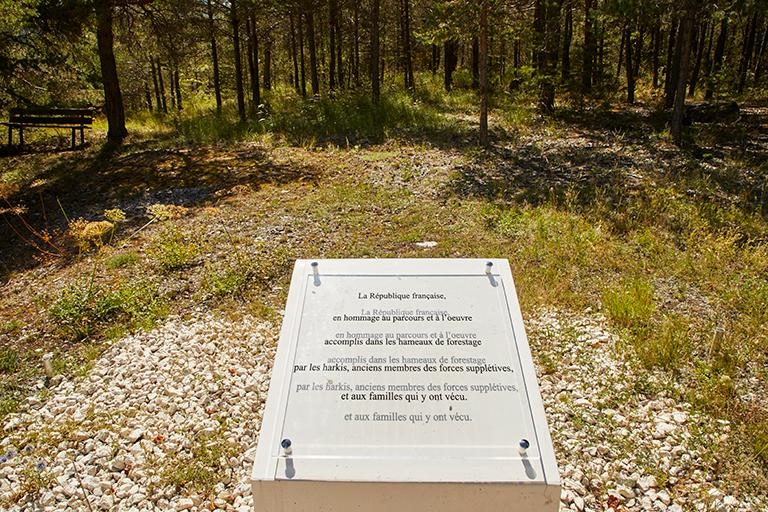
0;90;767;511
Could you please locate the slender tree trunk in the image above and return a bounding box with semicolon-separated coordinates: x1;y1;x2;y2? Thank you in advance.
755;19;768;83
665;19;682;109
633;25;643;78
539;0;560;111
306;10;319;95
664;18;678;104
403;0;413;89
471;37;480;89
672;8;695;145
174;68;182;111
230;0;246;122
738;13;758;93
335;0;343;89
150;58;161;110
689;21;708;96
514;39;520;68
582;0;594;93
329;0;337;90
371;0;380;101
246;16;260;109
298;13;307;97
562;0;573;81
207;0;222;114
144;81;153;112
354;0;360;87
479;2;489;146
652;23;661;88
617;26;626;78
431;44;439;74
156;57;168;113
705;17;727;99
444;39;458;91
168;66;176;110
95;0;127;142
625;25;635;103
264;39;272;90
596;22;605;85
290;14;300;93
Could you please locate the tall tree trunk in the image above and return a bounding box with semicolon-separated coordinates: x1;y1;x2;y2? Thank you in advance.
353;0;360;87
755;19;768;83
562;0;573;80
738;12;758;93
582;0;594;93
625;25;635;103
299;13;307;97
431;44;440;74
665;19;682;109
174;68;182;111
144;81;153;112
672;8;695;145
471;37;480;89
403;0;413;89
207;0;222;114
514;38;520;69
246;16;260;109
156;57;168;113
290;13;300;93
652;23;661;88
306;10;319;95
150;58;161;111
479;2;489;146
444;39;458;91
705;17;726;99
230;0;246;122
371;0;380;101
617;26;626;78
633;25;643;78
168;66;176;110
329;0;337;90
264;39;272;90
539;0;560;111
335;0;343;89
689;21;708;96
95;0;127;142
664;18;678;104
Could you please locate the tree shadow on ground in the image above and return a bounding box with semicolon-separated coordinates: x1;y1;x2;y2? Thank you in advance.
449;105;768;222
0;139;321;281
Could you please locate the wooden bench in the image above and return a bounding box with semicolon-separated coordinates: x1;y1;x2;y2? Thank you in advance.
3;107;94;148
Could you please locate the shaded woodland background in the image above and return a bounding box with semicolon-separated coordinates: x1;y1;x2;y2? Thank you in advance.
1;0;767;146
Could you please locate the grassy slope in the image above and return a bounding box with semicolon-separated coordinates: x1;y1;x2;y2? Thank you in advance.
1;78;766;495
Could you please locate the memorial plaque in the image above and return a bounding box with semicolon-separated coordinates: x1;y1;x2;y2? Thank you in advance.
252;259;560;511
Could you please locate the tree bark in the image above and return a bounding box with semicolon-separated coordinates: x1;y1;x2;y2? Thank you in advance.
625;25;635;103
561;0;573;81
755;19;768;83
264;39;272;90
705;17;726;99
738;12;758;93
672;9;695;145
207;0;222;114
150;57;161;111
665;19;682;109
144;81;153;112
472;37;480;89
403;0;413;89
156;57;168;113
479;3;489;146
298;13;307;97
95;0;127;142
617;26;626;78
306;10;319;95
174;68;182;111
246;15;260;109
652;23;661;88
444;39;458;91
290;13;300;93
230;0;246;122
329;0;337;90
582;0;594;93
688;21;708;97
538;0;560;111
371;0;380;101
664;18;678;105
168;66;176;110
353;0;360;87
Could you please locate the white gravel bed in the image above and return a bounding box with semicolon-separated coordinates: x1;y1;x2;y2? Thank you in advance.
1;309;766;511
529;310;766;512
1;312;276;511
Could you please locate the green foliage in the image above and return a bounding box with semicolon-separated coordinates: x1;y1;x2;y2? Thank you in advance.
0;349;19;374
49;280;166;340
603;278;655;328
106;251;140;270
149;228;200;272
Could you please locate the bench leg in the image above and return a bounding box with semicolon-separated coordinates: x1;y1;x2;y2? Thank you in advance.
7;126;11;146
71;128;76;149
19;127;23;146
80;127;84;146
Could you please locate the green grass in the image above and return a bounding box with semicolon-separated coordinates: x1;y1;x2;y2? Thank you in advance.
49;279;166;341
1;320;22;334
603;278;655;328
0;350;19;374
148;228;200;272
105;251;140;270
